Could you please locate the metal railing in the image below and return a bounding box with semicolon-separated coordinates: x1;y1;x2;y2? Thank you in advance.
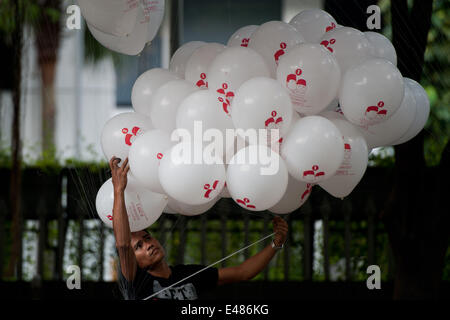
0;166;409;282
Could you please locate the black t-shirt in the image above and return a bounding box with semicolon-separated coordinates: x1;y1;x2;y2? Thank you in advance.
118;264;219;300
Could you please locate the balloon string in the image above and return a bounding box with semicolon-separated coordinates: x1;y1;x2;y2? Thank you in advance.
142;232;275;300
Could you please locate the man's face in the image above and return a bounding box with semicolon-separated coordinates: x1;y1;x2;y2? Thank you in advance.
130;231;165;269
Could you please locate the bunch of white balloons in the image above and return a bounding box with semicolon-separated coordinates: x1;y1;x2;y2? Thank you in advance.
95;8;430;232
78;0;165;55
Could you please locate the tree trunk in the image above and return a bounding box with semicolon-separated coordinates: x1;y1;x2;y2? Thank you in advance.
40;62;56;153
382;0;448;299
35;0;61;155
6;0;24;279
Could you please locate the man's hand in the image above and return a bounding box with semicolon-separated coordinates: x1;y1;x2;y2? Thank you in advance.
273;216;288;247
109;156;130;194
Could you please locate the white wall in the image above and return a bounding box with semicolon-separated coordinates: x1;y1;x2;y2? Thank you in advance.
1;16;119;164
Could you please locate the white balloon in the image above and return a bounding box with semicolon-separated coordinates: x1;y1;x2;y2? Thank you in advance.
223;136;249;172
318;118;369;198
86;6;149;56
319;26;373;75
169;41;206;77
95;177;167;232
289;9;337;43
392;78;430;145
281;116;344;183
163;204;178;214
168;195;220;216
227;145;288;211
184;43;226;89
249;21;305;77
339;58;405;128
141;0;165;43
131;68;180;116
227;25;258;47
101;112;153;162
276;43;341;115
268;174;313;214
77;0;139;37
176;89;234;137
231;77;293;143
359;83;416;149
207;46;271;117
364;31;397;66
150;79;198;134
128;129;175;194
158;145;226;205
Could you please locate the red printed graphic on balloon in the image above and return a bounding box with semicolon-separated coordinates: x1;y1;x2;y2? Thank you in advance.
359;101;387;128
217;83;235;116
107;214;113;221
241;38;250;47
196;73;208;88
365;101;387;119
302;165;325;182
204;180;220;199
124;0;139;13
336;142;353;176
320;38;336;53
274;42;287;65
300;183;313;201
156;153;163;166
325;22;336;33
265;110;284;150
236;197;256;209
122;126;142;146
265;110;284;129
286;68;307;107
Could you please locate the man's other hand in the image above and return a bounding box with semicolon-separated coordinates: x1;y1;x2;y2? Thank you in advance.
272;216;288;247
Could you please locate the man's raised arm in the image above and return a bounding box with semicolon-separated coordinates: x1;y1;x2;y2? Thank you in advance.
217;216;288;285
110;156;137;282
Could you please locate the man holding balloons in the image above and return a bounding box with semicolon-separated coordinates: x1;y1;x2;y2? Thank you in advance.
109;156;288;300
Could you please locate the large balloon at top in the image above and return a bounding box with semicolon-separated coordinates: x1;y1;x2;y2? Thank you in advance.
86;8;147;56
289;9;337;43
131;68;180;116
81;1;165;55
207;46;271;117
276;43;341;115
339;58;405;129
77;0;139;37
319;26;374;75
141;0;166;43
249;21;305;77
